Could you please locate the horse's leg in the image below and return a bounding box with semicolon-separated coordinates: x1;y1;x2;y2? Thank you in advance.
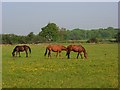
48;51;49;57
59;51;61;58
67;51;70;59
48;50;51;58
77;52;79;59
25;50;28;57
56;51;59;58
16;52;18;57
19;52;21;57
80;53;83;59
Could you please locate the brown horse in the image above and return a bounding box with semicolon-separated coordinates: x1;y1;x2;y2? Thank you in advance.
12;45;31;57
66;45;87;59
44;45;67;58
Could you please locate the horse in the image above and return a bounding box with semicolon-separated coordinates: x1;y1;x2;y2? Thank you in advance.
12;45;31;57
66;45;87;59
44;45;67;58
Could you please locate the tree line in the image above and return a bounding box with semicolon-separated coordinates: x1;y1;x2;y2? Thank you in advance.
0;23;119;44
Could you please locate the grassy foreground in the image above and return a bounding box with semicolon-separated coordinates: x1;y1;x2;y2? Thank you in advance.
2;43;118;88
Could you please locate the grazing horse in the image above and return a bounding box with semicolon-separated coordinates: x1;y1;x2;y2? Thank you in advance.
12;45;31;57
44;45;67;58
66;45;87;59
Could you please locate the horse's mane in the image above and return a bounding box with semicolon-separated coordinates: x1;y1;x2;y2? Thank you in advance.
12;46;18;53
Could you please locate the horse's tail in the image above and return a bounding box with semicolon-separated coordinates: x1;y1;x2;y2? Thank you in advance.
28;46;31;54
44;48;48;56
82;46;88;59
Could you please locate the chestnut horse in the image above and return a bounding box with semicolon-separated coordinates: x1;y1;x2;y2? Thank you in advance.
44;45;66;58
12;45;31;57
66;45;87;59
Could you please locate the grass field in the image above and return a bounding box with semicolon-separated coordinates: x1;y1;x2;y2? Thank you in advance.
2;43;118;88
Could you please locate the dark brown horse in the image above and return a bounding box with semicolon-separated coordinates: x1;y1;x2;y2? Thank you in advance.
12;45;31;57
66;45;87;59
44;45;67;58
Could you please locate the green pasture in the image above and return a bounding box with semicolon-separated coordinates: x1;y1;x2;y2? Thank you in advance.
2;43;118;88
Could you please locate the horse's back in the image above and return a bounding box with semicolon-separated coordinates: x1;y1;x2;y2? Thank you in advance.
47;44;64;51
14;45;29;52
14;46;20;50
67;45;84;51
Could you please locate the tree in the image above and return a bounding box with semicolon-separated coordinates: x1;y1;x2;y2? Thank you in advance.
27;32;35;38
40;23;60;42
115;31;120;42
2;34;18;44
59;28;68;41
26;32;35;43
17;36;27;44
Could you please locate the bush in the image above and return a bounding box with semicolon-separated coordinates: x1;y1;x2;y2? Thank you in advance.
87;38;98;43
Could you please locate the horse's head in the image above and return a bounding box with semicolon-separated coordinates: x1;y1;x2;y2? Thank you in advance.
61;46;67;51
12;52;15;57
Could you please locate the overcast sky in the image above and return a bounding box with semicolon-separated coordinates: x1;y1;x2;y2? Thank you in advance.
2;2;118;35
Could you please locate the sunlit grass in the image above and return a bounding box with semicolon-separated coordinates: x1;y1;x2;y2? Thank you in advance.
2;43;118;88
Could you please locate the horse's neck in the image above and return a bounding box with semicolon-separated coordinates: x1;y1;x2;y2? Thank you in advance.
62;47;66;50
13;47;17;53
12;49;16;54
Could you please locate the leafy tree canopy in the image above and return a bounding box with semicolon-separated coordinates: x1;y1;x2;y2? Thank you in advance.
40;23;60;42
